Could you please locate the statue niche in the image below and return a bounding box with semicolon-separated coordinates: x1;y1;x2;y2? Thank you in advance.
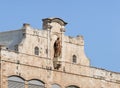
54;37;61;58
53;37;61;70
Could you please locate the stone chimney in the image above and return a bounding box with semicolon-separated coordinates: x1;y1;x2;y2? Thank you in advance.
22;23;31;29
0;45;6;50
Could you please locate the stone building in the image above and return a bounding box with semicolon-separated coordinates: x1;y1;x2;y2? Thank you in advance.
0;17;120;88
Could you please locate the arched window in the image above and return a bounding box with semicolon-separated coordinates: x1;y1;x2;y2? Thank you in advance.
8;76;25;88
72;55;77;63
67;85;79;88
34;46;39;55
28;79;45;88
52;84;61;88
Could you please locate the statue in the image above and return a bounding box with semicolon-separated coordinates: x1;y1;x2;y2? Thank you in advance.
53;37;62;70
54;37;61;58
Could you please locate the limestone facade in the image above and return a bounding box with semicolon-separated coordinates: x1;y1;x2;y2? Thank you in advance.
0;18;120;88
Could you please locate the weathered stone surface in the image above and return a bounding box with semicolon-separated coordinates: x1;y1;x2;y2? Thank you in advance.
0;17;120;88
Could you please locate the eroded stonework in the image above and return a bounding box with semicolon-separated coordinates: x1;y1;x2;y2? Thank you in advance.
0;18;120;88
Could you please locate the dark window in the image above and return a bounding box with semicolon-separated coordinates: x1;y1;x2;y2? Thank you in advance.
34;46;39;55
72;55;77;63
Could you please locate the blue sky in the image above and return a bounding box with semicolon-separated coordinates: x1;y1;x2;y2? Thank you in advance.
0;0;120;72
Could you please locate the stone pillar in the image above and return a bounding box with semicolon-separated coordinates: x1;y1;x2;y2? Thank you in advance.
45;83;51;88
47;24;51;59
25;80;28;88
61;26;65;71
1;61;9;88
0;61;3;88
2;76;7;88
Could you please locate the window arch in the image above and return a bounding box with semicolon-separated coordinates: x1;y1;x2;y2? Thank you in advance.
8;76;25;88
34;46;39;55
28;79;45;88
67;85;79;88
52;84;61;88
72;55;77;63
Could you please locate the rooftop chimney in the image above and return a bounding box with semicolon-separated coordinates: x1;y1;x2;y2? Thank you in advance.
22;23;31;29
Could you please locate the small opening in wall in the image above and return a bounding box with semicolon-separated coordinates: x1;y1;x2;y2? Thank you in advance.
46;49;48;54
14;45;18;51
22;33;26;38
72;55;77;63
34;46;39;55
